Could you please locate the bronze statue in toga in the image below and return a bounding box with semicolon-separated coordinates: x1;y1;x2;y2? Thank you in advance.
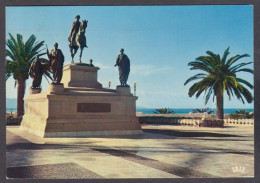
47;43;64;84
28;55;43;88
115;48;130;87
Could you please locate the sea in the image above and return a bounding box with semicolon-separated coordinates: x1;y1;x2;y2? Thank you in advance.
6;108;254;114
136;108;254;114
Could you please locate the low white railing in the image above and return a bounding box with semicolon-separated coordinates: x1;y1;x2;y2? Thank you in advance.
137;114;254;126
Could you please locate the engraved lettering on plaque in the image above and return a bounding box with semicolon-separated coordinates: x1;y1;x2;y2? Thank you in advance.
77;103;111;112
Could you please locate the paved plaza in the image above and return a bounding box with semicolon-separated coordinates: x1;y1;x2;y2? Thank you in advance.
6;125;254;179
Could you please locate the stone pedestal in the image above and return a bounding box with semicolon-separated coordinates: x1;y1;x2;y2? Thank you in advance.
61;64;102;88
116;86;131;95
47;83;64;94
29;88;41;95
20;63;142;137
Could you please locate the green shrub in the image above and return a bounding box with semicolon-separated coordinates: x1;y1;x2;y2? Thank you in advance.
153;108;175;114
229;113;254;119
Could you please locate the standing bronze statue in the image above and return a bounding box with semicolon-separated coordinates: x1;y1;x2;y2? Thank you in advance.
47;43;64;84
28;56;43;88
89;59;94;67
68;15;88;63
114;48;130;87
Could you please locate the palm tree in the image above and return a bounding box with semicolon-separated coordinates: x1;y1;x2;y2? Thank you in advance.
154;108;175;114
193;108;214;114
229;109;253;119
235;109;248;114
184;47;253;119
235;109;252;118
6;33;50;117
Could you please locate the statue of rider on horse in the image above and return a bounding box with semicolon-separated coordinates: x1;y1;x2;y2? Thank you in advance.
68;15;88;63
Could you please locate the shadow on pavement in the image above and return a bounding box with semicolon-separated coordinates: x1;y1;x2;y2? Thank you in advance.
7;163;103;179
143;129;243;138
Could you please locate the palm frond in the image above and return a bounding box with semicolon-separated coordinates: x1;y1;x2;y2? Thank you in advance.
226;54;250;67
195;56;216;67
188;62;212;73
236;78;253;89
205;86;213;104
230;62;253;73
236;84;254;103
235;68;253;74
221;47;230;64
184;73;206;85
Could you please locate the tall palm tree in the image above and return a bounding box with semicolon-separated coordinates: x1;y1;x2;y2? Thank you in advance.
184;47;253;119
6;33;49;117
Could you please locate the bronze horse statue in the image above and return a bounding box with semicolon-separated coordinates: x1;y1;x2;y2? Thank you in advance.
68;19;88;63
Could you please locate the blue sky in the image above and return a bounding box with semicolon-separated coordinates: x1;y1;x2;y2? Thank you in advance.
6;5;254;108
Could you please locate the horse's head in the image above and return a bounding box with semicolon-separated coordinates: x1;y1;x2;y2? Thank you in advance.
81;20;87;30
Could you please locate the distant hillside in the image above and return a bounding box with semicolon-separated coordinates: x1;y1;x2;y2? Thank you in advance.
6;98;17;109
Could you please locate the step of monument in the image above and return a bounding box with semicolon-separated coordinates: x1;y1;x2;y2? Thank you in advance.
65;87;116;92
61;87;118;96
64;90;117;96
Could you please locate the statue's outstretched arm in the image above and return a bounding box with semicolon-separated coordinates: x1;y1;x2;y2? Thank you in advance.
115;55;119;67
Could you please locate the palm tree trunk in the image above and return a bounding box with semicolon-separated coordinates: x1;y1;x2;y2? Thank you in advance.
216;91;224;119
17;79;26;117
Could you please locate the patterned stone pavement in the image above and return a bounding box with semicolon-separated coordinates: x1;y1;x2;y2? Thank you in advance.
6;125;254;179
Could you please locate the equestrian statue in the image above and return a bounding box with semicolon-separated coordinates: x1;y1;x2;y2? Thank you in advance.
68;15;88;63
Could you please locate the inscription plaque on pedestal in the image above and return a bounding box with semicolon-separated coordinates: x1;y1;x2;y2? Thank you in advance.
77;103;111;112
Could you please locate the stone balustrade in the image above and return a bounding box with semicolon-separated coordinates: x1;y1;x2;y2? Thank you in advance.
6;118;22;125
224;118;254;126
138;115;254;127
